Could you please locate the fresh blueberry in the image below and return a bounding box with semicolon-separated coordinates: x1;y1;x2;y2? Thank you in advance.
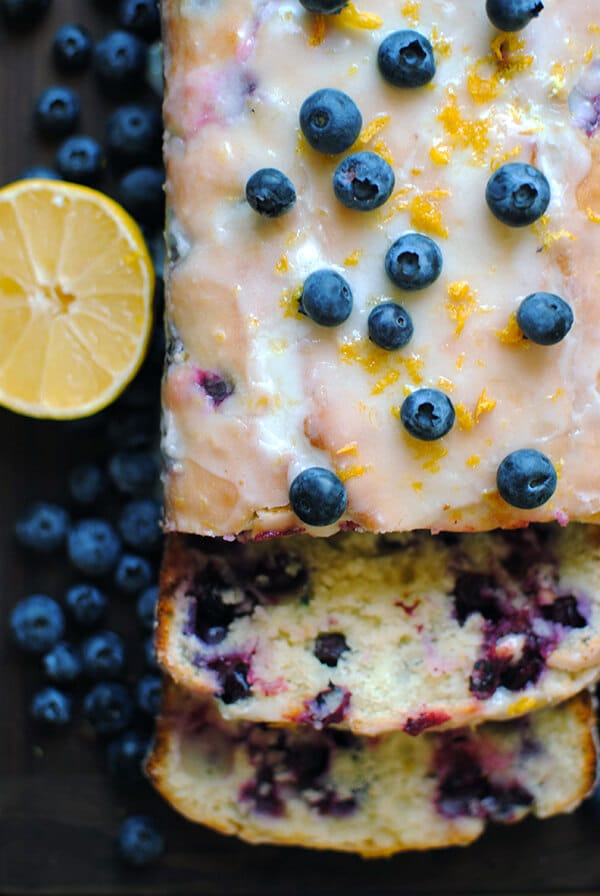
118;0;160;41
117;816;164;867
299;0;347;11
136;585;157;631
516;292;574;345
368;301;414;350
245;168;296;217
143;635;159;670
43;642;82;683
299;88;362;155
114;553;153;594
299;269;353;327
10;594;65;655
20;165;63;180
486;162;550;227
34;86;81;140
496;449;557;509
56;135;105;186
400;388;456;441
289;467;347;527
107;729;151;791
108;450;158;495
118;499;162;552
64;583;108;628
67;519;122;576
377;30;435;88
0;0;50;29
68;463;107;507
333;151;394;211
117;166;165;228
136;674;161;715
314;632;349;667
52;24;93;73
105;104;162;172
486;0;543;31
81;631;126;679
385;233;443;290
15;501;70;553
30;687;72;726
94;30;147;99
84;682;134;735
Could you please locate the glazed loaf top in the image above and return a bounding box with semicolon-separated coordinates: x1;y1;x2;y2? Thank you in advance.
162;0;600;538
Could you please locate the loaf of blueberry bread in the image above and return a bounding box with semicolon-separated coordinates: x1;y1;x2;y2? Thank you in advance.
161;0;600;538
146;684;597;857
156;523;600;734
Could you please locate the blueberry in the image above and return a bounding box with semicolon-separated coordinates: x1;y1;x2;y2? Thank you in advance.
299;88;362;155
377;30;435;88
52;24;93;73
68;463;107;506
68;519;122;576
496;449;557;509
20;165;63;180
117;816;164;867
94;30;147;99
108;450;159;495
400;388;456;441
136;584;158;631
82;631;126;679
385;233;443;290
118;499;162;552
0;0;50;29
314;632;349;667
34;86;81;140
299;0;347;11
107;729;151;791
136;674;161;715
43;642;82;683
15;501;70;553
56;135;105;187
245;168;296;217
10;594;65;654
64;583;108;628
143;635;159;670
117;166;165;228
333;151;395;211
486;162;550;227
118;0;160;41
84;682;134;735
114;553;153;594
289;467;347;527
299;269;353;327
368;301;414;350
209;659;252;704
516;292;573;345
108;409;157;449
105;104;162;172
31;687;72;726
486;0;543;31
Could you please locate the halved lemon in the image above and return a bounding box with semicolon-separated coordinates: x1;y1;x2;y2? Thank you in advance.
0;179;155;419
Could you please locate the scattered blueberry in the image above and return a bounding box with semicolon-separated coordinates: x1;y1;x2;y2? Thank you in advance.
299;269;353;327
81;631;126;679
10;594;65;655
118;499;162;552
314;632;349;667
20;165;63;180
136;674;161;715
299;88;362;155
299;0;347;11
377;30;435;88
289;467;347;527
400;388;456;441
105;104;162;172
52;23;93;73
84;681;134;735
245;168;296;217
143;635;160;670
94;30;147;99
30;687;72;726
55;135;105;186
118;0;160;41
486;162;550;227
68;463;107;507
15;501;70;553
333;151;395;211
385;233;443;290
108;450;158;495
0;0;50;30
136;585;158;631
496;449;557;509
68;519;122;576
117;166;165;228
486;0;543;32
34;86;81;140
117;815;164;867
43;642;82;683
368;301;414;350
64;583;108;628
516;292;574;345
114;553;153;594
107;729;151;791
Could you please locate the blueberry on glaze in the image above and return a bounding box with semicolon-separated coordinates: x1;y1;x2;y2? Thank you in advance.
368;301;414;350
299;0;347;11
496;449;557;509
333;151;395;211
385;233;443;290
289;467;347;527
486;0;543;32
400;389;455;441
486;163;550;227
516;292;573;345
299;269;353;327
245;168;296;217
300;88;362;155
377;30;436;88
314;632;349;667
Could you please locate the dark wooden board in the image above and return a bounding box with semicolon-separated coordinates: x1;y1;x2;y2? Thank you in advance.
1;3;600;894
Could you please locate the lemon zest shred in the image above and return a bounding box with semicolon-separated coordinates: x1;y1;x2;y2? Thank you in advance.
337;2;382;30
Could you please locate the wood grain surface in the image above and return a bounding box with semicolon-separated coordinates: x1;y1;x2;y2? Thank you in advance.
1;2;599;894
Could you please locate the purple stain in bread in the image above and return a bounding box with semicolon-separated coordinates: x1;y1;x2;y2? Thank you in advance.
453;573;502;626
297;685;351;728
403;709;452;736
208;656;252;703
285;743;330;789
308;790;358;818
240;764;284;817
195;369;234;406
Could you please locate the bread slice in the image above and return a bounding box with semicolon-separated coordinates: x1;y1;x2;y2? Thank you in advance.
156;523;600;734
146;684;597;857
